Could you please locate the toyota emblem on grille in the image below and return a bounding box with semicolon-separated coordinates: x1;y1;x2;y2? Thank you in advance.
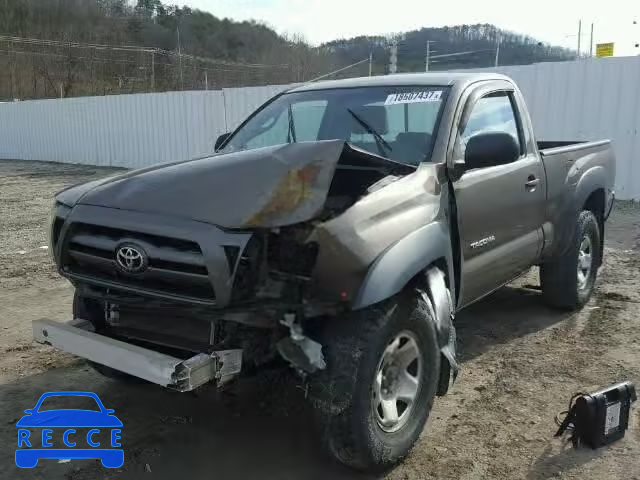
115;244;148;274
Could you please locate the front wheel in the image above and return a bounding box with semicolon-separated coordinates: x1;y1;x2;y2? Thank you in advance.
540;210;601;310
308;291;441;471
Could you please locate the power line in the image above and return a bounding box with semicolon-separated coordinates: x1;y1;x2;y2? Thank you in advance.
0;47;290;75
306;57;370;82
0;34;290;69
0;34;157;53
0;48;147;65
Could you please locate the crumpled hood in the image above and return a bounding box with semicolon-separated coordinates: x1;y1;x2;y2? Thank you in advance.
58;140;352;228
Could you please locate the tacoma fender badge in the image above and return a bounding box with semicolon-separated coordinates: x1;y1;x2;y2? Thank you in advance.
470;235;496;249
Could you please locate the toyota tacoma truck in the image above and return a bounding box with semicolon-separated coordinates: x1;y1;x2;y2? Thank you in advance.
38;73;615;471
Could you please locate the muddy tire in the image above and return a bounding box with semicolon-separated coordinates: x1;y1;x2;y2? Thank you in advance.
540;210;601;310
308;291;440;471
73;292;146;383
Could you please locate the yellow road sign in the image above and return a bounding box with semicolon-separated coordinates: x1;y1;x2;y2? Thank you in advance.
596;43;614;58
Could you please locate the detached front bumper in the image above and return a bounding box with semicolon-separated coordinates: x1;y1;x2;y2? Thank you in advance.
33;319;242;392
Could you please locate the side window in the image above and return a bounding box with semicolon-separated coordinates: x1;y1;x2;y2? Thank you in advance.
460;92;521;156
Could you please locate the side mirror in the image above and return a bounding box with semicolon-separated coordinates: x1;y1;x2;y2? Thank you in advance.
24;409;33;414
464;132;520;170
214;132;231;151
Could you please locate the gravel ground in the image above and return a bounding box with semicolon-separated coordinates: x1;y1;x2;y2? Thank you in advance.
0;159;639;480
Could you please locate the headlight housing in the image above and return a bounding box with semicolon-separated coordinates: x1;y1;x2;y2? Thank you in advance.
48;202;70;263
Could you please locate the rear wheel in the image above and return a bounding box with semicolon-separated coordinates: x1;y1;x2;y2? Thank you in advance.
308;291;441;471
73;292;146;383
540;210;601;310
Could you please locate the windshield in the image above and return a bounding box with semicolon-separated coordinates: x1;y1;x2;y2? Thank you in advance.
221;86;449;166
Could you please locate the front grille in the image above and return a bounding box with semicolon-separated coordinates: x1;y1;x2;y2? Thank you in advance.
63;223;215;302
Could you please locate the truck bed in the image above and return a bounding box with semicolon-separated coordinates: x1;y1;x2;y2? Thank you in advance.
538;139;612;164
538;139;614;206
537;140;587;151
537;138;615;260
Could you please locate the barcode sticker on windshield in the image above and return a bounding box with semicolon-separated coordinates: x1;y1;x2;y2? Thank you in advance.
384;90;442;105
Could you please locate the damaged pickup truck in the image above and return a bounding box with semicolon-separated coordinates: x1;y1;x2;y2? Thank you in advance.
39;73;615;470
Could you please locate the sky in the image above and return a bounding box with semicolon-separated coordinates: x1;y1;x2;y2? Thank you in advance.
182;0;640;56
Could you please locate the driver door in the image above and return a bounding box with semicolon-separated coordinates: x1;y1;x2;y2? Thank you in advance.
453;87;546;306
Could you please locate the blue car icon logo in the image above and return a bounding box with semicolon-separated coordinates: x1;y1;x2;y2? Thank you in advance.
15;391;123;468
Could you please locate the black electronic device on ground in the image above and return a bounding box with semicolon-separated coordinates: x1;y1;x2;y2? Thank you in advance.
555;381;637;448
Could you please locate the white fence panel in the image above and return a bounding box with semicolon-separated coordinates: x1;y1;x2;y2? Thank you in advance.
0;90;227;168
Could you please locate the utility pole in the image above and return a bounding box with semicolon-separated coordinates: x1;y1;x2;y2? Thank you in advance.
177;26;184;90
577;20;582;57
204;69;208;90
494;35;501;67
389;40;398;74
151;50;155;91
425;41;433;72
368;51;373;76
589;23;594;57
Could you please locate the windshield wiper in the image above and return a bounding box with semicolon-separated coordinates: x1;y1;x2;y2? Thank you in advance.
287;103;297;143
347;108;392;157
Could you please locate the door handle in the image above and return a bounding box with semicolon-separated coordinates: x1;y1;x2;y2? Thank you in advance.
525;176;540;189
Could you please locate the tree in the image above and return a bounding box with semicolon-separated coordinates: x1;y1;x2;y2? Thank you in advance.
0;0;574;100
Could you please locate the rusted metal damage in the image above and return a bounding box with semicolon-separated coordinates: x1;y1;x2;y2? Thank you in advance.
242;141;414;228
245;163;324;227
